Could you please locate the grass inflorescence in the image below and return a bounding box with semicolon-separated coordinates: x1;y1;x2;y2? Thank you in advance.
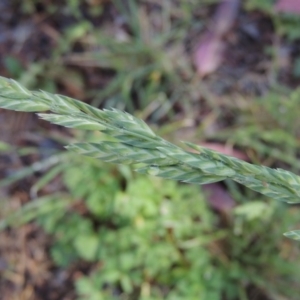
0;75;300;240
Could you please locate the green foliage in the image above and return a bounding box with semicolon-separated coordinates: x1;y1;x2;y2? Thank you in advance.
7;0;200;116
5;155;295;300
82;0;194;114
40;162;222;299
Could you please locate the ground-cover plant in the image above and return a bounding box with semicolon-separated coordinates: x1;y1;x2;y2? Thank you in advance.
1;144;299;300
39;164;224;299
0;76;300;242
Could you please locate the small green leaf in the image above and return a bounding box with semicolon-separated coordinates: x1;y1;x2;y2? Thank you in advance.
283;230;300;241
73;233;99;261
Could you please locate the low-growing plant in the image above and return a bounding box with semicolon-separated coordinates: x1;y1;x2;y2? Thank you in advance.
1;145;299;299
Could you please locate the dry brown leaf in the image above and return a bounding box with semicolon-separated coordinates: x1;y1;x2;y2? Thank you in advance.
193;0;240;77
200;142;249;160
213;0;240;36
202;183;235;213
193;33;225;77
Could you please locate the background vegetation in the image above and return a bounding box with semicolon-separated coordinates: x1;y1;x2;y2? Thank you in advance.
1;0;300;299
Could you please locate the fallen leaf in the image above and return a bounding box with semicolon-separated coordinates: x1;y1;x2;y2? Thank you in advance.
193;33;225;77
213;0;240;36
193;0;240;77
200;142;249;160
202;183;235;213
